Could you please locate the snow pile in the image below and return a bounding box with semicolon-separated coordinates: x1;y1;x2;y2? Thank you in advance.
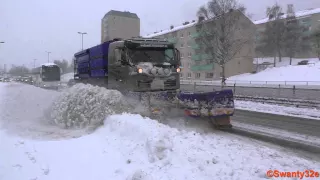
0;82;97;139
228;59;320;82
49;83;133;129
60;72;74;83
2;113;320;180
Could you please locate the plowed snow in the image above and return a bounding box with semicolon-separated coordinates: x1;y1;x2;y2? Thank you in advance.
49;84;133;129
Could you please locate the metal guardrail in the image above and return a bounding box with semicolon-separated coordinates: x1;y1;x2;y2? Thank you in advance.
180;79;320;89
181;81;320;101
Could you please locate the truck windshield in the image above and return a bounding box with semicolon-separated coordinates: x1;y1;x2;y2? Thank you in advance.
128;48;175;64
42;66;60;81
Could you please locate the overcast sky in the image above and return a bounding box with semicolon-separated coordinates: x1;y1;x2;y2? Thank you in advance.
1;0;320;69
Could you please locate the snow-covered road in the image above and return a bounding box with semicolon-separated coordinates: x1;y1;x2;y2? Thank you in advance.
0;82;319;180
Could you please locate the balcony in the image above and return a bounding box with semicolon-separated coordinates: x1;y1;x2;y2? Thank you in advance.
202;54;212;60
191;54;212;61
191;54;201;61
190;32;201;38
191;64;214;71
191;43;200;49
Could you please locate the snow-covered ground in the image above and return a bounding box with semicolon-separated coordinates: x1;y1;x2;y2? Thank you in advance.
182;57;320;87
229;58;320;83
1;82;320;180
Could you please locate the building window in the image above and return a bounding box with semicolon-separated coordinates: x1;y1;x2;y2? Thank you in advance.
180;43;184;48
195;73;201;79
188;63;190;68
180;73;183;78
188;32;191;36
187;73;191;78
181;52;184;59
206;73;214;78
180;33;184;38
188;52;192;57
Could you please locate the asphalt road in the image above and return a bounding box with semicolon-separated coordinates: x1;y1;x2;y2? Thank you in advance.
180;84;320;101
232;109;320;138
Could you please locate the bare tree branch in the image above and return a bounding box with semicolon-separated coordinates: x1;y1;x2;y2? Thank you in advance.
195;0;252;87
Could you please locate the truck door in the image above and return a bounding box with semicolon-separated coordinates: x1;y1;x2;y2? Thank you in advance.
108;48;128;90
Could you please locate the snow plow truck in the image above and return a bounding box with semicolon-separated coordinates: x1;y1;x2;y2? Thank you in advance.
71;37;234;129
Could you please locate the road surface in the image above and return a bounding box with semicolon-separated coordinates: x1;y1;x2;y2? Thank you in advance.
232;109;320;137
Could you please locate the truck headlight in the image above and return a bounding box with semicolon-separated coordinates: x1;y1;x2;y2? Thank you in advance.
138;68;143;73
176;68;181;73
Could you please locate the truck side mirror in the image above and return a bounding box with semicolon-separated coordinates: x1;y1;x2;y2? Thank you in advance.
175;48;180;61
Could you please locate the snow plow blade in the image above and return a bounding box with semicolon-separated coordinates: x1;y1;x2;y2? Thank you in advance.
175;89;234;129
129;89;234;129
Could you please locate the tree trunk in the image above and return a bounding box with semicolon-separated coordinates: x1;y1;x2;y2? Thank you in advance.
273;55;276;67
221;65;226;88
289;56;292;65
278;49;282;62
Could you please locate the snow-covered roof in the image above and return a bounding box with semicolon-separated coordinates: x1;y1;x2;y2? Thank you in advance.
41;63;58;66
143;22;197;38
254;7;320;25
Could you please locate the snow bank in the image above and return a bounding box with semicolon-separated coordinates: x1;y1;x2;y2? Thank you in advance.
0;82;98;139
49;84;133;129
228;59;320;82
1;113;320;180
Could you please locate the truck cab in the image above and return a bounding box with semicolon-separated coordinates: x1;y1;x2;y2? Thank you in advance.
107;38;181;92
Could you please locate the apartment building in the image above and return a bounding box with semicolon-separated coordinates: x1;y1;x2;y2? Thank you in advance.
254;6;320;58
144;11;255;81
101;10;140;43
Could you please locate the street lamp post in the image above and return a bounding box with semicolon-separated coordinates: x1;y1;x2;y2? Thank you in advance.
46;51;51;63
33;59;37;68
78;32;87;50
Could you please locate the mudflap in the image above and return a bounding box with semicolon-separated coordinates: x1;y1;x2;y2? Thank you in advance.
210;116;232;129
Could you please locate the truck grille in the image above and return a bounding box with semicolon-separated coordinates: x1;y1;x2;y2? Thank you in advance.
164;80;176;87
137;80;151;88
137;79;176;89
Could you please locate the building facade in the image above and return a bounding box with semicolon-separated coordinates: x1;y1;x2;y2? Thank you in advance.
254;7;320;58
144;11;255;81
101;10;140;43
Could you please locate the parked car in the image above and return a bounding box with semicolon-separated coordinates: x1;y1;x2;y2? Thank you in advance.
3;77;10;82
297;60;309;65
